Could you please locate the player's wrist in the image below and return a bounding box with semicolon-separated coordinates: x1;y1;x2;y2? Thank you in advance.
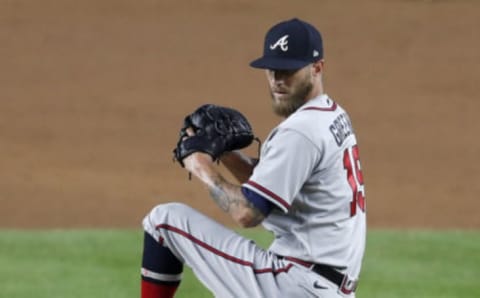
183;152;213;172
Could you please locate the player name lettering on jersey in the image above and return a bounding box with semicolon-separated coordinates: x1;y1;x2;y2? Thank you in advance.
329;112;354;146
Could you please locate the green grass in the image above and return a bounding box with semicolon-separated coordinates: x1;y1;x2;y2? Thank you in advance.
0;230;141;298
0;229;479;298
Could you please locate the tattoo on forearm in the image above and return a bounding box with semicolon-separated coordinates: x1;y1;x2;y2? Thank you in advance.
208;175;265;226
208;175;240;212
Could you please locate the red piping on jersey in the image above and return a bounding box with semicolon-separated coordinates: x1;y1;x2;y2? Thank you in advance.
246;180;290;210
155;223;293;275
301;102;337;112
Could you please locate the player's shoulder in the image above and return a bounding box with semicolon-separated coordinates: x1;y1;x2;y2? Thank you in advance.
300;94;340;114
277;94;356;147
282;94;346;130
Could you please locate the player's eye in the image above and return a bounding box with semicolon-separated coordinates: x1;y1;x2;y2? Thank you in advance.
268;69;297;79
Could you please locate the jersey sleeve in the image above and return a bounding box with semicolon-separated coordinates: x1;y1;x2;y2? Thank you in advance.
242;128;320;213
241;186;274;216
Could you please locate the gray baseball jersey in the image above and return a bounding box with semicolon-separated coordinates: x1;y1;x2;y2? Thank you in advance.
143;94;366;297
243;94;366;279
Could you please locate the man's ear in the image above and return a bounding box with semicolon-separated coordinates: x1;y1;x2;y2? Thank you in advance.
312;59;325;75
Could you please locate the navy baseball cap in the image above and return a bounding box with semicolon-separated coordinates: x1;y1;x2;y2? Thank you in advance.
250;18;323;70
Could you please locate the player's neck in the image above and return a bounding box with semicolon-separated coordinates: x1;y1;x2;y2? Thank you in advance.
306;82;324;102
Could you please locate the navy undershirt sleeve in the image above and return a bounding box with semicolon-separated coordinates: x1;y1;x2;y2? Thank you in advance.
241;186;274;216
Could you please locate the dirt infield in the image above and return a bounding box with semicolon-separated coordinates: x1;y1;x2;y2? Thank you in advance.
1;1;479;229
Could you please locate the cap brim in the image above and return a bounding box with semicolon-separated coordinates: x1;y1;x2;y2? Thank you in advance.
249;56;311;70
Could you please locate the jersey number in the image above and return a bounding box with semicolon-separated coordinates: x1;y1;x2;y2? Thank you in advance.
343;145;366;217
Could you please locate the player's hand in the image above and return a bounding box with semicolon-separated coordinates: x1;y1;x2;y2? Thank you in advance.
173;104;255;168
181;127;214;173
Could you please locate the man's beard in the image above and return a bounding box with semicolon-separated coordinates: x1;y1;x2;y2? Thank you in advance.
270;80;313;117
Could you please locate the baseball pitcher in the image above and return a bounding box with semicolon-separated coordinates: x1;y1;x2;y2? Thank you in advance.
140;18;367;298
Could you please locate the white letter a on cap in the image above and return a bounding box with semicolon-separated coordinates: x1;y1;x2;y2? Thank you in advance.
270;35;289;51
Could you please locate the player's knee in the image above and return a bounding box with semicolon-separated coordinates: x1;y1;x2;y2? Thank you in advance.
154;202;192;216
143;202;192;229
